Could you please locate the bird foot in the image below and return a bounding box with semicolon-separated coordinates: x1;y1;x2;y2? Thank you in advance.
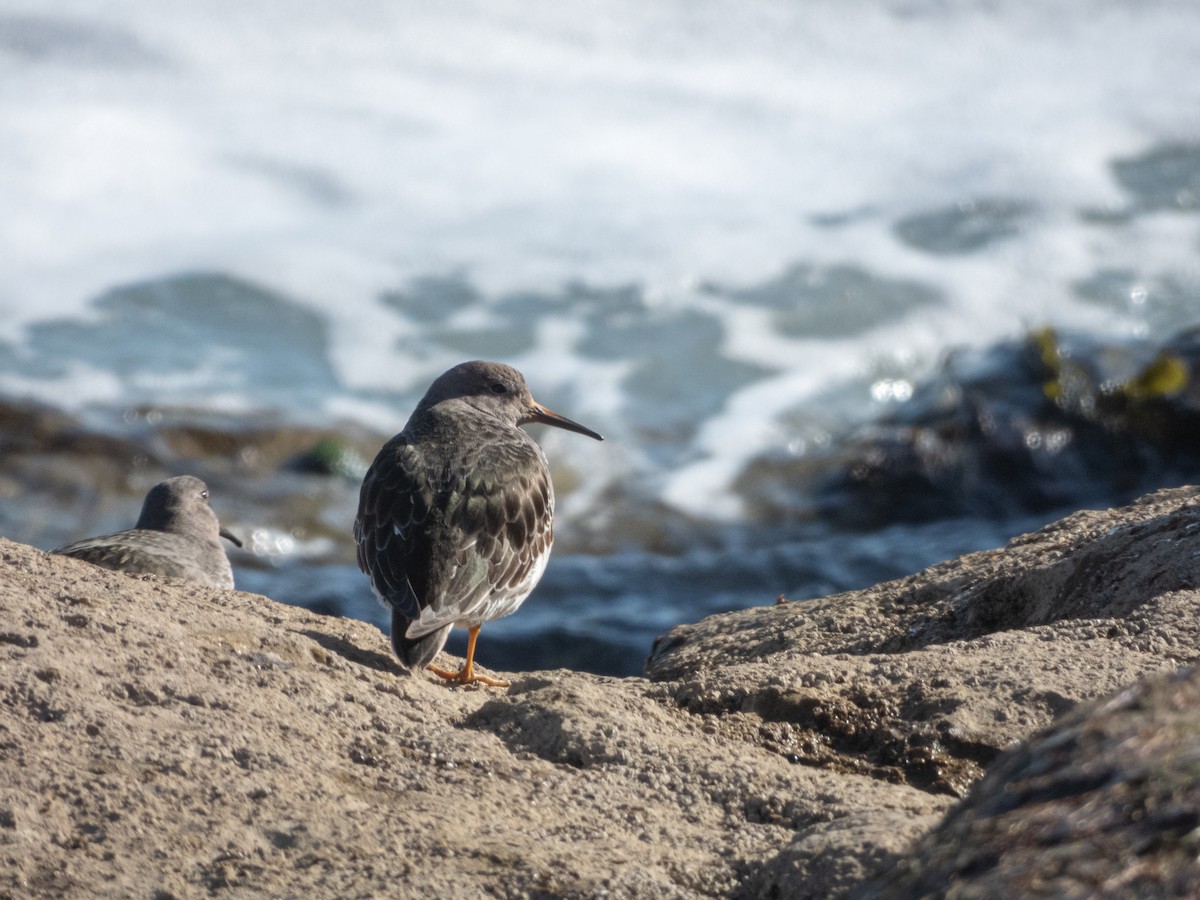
427;663;510;688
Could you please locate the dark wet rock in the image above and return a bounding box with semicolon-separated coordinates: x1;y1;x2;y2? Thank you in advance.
738;326;1200;530
0;395;385;565
286;436;370;480
0;398;77;449
152;419;380;479
0;399;158;546
861;665;1200;898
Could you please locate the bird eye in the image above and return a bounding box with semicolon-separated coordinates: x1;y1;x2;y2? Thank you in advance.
201;490;209;500
490;382;508;394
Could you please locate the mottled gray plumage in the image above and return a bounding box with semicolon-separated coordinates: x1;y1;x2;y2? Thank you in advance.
355;360;602;686
53;475;241;589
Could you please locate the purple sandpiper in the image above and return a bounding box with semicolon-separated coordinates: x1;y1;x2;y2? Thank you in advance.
354;360;603;686
53;475;241;589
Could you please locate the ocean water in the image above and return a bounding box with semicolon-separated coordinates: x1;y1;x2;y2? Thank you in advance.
3;1;1200;674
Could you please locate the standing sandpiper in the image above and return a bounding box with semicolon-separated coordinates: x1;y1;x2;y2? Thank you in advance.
354;360;603;686
53;475;241;589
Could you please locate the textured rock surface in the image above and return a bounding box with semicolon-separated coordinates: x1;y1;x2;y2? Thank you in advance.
0;540;940;898
647;486;1200;782
861;666;1200;898
3;484;1200;897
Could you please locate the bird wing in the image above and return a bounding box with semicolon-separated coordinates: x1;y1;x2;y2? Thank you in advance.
354;435;433;623
354;432;554;638
53;530;220;583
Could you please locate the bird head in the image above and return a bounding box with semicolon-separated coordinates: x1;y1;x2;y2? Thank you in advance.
418;360;603;441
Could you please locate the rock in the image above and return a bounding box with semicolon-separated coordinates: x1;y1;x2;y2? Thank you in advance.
737;326;1200;530
0;539;938;898
647;486;1200;794
0;395;386;565
0;399;156;533
3;484;1200;896
861;666;1200;898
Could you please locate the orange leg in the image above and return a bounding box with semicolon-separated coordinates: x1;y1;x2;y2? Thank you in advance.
427;625;510;687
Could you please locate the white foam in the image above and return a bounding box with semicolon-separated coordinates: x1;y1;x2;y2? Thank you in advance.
2;0;1200;517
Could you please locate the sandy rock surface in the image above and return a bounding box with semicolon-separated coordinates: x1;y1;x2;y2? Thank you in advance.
0;541;938;899
860;665;1200;898
4;485;1200;897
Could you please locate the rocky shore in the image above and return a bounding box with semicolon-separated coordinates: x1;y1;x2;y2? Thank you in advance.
3;485;1200;897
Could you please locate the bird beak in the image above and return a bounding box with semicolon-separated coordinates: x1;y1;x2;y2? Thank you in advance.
220;527;244;548
528;401;604;441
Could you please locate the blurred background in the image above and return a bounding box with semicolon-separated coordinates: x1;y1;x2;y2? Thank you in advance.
2;1;1200;675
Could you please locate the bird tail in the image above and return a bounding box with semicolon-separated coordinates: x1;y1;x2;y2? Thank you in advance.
391;609;451;671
